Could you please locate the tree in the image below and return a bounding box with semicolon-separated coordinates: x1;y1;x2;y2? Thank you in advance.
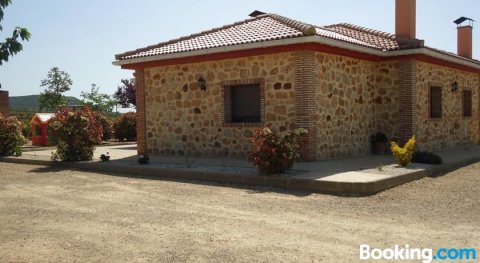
114;79;136;108
80;83;116;113
0;0;31;88
38;67;73;111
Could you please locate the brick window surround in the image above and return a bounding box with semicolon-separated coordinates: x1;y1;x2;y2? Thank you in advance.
429;85;442;119
462;89;472;117
221;78;265;127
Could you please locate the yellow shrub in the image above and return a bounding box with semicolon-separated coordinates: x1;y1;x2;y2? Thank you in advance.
390;136;416;167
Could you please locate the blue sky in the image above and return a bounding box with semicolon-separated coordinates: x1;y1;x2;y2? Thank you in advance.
0;0;478;98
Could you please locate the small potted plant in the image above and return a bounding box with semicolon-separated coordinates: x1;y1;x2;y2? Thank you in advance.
370;132;388;155
138;154;149;165
100;152;110;162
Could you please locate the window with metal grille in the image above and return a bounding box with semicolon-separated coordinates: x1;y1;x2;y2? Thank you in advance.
429;86;442;119
224;84;261;123
463;89;472;117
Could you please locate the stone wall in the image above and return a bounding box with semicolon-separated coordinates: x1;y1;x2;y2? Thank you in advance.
144;53;296;158
141;49;479;160
314;52;377;159
375;61;401;141
414;61;479;151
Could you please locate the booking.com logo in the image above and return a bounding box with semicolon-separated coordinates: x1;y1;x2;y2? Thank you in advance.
360;244;477;262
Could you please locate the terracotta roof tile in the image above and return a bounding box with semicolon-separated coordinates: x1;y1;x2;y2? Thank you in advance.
31;113;54;124
116;13;424;61
117;15;303;60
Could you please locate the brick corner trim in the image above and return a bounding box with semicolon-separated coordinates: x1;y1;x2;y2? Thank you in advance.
293;51;317;161
135;69;147;155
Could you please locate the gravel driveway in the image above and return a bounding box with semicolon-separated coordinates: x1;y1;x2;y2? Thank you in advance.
0;162;479;262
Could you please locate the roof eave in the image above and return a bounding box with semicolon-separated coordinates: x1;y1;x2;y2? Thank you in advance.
112;36;322;66
113;36;480;70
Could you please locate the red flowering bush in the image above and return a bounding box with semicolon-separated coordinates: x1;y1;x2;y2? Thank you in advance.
113;112;136;141
98;113;113;141
248;127;307;175
0;114;25;156
49;107;103;161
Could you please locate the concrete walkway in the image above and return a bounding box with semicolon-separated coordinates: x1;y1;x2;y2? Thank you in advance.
2;143;480;195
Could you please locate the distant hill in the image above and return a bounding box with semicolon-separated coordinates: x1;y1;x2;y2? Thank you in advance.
9;95;82;112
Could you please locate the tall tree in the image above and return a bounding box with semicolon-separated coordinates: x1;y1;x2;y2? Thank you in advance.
0;0;31;88
80;83;116;113
114;79;136;108
38;67;73;111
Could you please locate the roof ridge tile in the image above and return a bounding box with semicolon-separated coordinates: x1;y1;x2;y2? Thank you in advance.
329;23;397;40
325;22;424;50
268;13;317;36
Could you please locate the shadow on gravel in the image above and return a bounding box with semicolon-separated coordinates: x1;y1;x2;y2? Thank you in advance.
25;164;313;197
103;170;314;197
245;187;312;197
425;163;475;178
28;166;68;174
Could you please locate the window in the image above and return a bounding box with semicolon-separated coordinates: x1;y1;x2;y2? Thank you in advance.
429;86;442;119
463;89;472;117
35;126;42;136
223;82;262;124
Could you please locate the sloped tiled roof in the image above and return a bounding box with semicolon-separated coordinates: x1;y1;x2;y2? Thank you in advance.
115;13;423;61
31;113;54;124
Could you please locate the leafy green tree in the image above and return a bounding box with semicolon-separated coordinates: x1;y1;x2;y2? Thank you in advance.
0;0;30;65
0;0;31;88
38;67;73;111
112;112;136;141
80;83;116;113
114;79;136;108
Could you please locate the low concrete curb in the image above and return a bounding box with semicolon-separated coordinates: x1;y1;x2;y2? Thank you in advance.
1;155;479;196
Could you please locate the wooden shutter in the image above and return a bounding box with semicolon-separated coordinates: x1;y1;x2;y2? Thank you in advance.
231;84;261;123
429;86;442;118
463;90;472;117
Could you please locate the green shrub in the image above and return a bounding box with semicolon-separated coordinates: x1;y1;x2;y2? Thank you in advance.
14;146;22;156
113;112;136;141
22;120;31;139
47;125;59;146
49;107;103;161
412;151;443;165
0;114;25;156
98;114;113;141
248;127;307;175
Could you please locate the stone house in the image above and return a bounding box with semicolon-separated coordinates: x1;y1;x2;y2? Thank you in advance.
114;0;479;160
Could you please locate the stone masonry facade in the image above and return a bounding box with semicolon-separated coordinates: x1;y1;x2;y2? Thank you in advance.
414;61;479;151
143;53;296;158
315;53;377;159
138;51;479;160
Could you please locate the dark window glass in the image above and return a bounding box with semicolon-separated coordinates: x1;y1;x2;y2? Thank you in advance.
229;84;261;123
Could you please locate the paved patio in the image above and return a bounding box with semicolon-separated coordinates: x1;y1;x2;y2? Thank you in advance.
3;142;480;195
